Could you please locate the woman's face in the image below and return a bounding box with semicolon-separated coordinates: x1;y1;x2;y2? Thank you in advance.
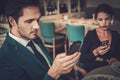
96;12;112;30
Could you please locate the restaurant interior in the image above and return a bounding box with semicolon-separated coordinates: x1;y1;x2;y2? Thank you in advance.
0;0;120;80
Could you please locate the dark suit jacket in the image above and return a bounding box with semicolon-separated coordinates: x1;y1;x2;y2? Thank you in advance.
0;35;54;80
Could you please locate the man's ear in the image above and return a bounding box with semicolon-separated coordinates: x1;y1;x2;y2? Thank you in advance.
8;16;17;26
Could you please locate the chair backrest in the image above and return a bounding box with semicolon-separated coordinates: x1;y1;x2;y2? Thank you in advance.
39;22;55;43
66;24;85;42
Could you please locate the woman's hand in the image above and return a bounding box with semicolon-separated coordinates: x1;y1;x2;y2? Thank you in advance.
74;65;87;77
107;58;118;65
93;45;110;56
98;45;110;55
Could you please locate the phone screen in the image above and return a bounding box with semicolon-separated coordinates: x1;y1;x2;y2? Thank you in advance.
101;40;109;46
68;41;81;55
101;40;109;50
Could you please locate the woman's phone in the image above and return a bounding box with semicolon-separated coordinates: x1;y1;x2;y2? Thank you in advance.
102;40;109;46
101;40;109;50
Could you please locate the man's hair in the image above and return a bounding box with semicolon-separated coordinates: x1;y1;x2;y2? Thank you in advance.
94;3;113;19
5;0;41;24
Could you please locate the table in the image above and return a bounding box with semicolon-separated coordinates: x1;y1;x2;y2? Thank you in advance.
82;61;120;80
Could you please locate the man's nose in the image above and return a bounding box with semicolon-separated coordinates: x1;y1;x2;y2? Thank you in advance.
33;21;39;29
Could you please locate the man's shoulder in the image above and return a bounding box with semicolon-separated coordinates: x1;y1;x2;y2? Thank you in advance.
0;42;15;55
0;36;20;53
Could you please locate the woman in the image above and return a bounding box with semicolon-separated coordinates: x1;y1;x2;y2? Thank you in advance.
79;3;120;72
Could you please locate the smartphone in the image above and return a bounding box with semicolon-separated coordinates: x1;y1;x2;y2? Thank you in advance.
67;41;81;55
101;40;109;46
101;40;109;50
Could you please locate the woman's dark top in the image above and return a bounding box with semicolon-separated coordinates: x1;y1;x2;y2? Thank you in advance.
80;29;120;72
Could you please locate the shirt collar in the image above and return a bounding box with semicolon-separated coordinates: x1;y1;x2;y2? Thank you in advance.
9;32;30;47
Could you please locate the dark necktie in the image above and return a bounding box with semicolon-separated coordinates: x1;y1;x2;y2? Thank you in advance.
27;41;49;68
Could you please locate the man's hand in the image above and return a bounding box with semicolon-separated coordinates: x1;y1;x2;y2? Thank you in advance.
48;52;80;79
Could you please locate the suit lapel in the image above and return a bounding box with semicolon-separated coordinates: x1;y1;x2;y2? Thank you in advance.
33;37;53;65
5;35;49;71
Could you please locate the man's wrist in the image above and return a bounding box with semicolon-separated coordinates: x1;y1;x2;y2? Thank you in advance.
48;68;60;80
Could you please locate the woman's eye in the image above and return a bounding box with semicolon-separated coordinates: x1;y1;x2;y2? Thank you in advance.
105;18;110;20
98;18;102;21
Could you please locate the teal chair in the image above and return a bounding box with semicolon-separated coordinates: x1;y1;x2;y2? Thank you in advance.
66;24;85;47
66;24;85;79
39;21;67;59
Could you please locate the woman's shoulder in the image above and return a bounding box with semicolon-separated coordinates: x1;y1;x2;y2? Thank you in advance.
110;30;120;36
84;29;97;41
110;30;120;40
86;29;96;36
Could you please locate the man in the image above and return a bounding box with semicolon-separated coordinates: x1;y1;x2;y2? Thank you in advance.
0;0;80;80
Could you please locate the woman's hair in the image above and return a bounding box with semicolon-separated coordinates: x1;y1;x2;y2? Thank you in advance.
94;3;113;19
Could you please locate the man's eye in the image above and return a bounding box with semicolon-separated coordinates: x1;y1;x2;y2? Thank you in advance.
37;19;40;23
27;20;32;23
